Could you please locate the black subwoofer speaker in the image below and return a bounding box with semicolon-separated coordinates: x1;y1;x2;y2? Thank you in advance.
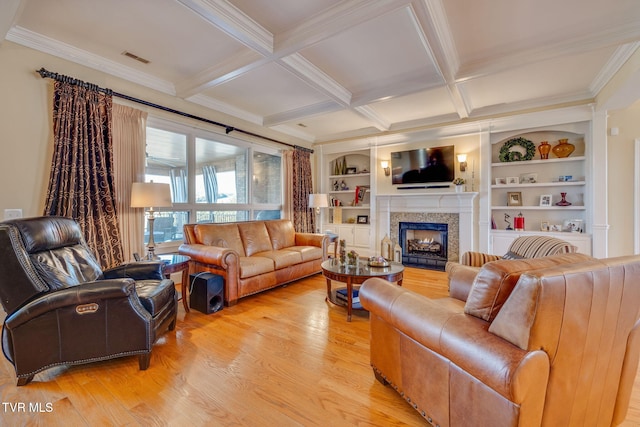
189;273;224;314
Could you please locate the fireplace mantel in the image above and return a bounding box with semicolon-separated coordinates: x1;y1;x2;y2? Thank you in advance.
376;192;478;262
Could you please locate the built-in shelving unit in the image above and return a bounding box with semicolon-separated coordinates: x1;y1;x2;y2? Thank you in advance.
321;150;374;256
489;128;592;255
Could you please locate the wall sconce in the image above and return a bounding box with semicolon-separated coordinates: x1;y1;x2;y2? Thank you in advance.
457;153;467;172
380;160;390;176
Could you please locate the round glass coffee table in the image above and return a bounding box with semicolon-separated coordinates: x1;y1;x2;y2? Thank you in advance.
321;258;404;321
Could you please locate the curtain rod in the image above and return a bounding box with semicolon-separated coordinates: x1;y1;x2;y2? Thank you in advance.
36;67;313;153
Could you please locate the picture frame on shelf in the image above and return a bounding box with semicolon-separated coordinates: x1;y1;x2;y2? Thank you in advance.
520;173;538;184
507;192;522;206
346;167;357;174
507;176;519;185
495;177;507;185
356;215;369;224
551;224;562;232
540;221;550;231
563;219;583;233
539;194;552;207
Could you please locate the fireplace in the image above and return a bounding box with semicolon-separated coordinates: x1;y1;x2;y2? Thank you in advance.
399;222;448;270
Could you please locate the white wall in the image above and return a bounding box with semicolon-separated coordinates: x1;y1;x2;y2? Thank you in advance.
607;99;640;256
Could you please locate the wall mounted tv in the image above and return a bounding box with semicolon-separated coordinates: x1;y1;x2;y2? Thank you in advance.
391;145;455;185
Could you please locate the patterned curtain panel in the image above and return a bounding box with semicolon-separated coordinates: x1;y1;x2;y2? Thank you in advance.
43;81;124;268
291;149;314;233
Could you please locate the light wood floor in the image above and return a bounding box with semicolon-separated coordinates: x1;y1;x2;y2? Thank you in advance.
1;268;639;426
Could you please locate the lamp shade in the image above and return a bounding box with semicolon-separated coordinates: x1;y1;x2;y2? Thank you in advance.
308;193;329;208
130;182;172;208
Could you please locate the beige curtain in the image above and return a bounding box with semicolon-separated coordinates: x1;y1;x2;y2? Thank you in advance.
112;103;147;261
283;150;294;220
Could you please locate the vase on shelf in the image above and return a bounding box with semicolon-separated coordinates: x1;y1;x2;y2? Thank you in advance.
455;185;464;193
555;192;572;206
538;141;551;159
552;138;575;158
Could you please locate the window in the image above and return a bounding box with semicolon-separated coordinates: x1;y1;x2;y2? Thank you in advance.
143;119;282;249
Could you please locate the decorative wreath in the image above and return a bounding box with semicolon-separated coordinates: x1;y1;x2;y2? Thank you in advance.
499;137;536;162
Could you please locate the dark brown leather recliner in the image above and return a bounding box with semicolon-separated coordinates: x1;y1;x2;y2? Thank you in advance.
0;216;177;386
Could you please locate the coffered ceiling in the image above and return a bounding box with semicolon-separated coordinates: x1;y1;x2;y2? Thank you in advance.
2;0;640;145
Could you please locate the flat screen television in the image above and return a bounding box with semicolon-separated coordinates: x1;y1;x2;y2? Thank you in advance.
391;145;455;185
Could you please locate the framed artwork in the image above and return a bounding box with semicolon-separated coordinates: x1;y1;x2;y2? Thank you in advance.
357;215;369;224
346;167;357;174
507;176;519;184
540;221;550;231
520;173;538;184
495;177;507;185
507;192;522;206
539;194;552;207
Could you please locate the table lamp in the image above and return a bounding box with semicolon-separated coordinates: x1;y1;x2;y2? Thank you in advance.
308;193;328;233
131;182;172;259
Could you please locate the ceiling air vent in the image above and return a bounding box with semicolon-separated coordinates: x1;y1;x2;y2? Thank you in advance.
122;51;150;64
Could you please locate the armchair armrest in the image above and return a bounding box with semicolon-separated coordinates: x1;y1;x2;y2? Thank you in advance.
295;233;329;259
295;233;326;248
5;279;139;329
178;244;238;269
360;278;550;403
102;261;164;280
460;251;502;267
446;263;481;301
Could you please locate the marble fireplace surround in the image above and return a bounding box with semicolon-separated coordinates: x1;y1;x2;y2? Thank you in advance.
376;193;477;263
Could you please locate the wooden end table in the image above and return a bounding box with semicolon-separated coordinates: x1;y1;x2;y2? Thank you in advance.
321;258;404;321
158;254;191;313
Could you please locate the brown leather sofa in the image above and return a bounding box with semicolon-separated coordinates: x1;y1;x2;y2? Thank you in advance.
360;253;640;426
179;219;328;306
0;217;177;385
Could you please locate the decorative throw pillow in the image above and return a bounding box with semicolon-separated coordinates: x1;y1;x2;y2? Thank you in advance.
463;253;593;322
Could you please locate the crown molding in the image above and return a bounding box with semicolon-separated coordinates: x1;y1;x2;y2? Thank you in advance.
6;26;175;95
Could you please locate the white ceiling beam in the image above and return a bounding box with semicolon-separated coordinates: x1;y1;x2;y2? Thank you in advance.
263;100;342;127
456;23;640;82
410;0;470;119
177;0;273;55
275;0;412;55
175;49;265;98
278;53;352;106
354;105;391;131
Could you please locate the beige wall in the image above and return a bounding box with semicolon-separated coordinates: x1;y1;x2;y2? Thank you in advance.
607;99;640;256
0;41;305;219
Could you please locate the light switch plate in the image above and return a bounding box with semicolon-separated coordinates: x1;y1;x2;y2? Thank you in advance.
4;209;23;220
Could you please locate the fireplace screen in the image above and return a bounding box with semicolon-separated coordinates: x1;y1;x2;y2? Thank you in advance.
399;222;448;270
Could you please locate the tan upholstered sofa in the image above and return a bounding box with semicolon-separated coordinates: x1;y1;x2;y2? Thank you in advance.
360;253;640;426
179;219;328;306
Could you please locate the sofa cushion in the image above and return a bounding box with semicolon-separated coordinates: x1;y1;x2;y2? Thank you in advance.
464;253;593;322
265;220;296;250
194;223;246;256
285;246;323;262
253;250;302;269
238;256;274;279
238;222;273;256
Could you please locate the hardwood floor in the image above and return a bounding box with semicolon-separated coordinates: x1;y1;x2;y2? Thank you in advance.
0;268;639;426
